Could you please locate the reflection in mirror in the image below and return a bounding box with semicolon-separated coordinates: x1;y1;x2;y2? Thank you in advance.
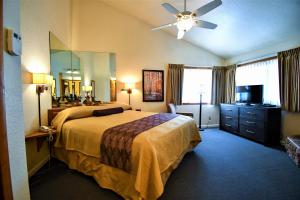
49;32;82;105
49;32;117;107
73;51;116;102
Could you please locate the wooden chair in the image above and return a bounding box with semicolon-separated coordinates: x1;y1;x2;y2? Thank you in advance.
167;103;194;118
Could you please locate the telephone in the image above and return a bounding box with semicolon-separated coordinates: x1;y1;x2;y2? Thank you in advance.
39;126;52;133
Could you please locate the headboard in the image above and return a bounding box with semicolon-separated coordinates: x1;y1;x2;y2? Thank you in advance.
48;107;66;125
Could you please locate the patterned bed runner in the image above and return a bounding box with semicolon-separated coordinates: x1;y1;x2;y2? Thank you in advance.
100;113;178;172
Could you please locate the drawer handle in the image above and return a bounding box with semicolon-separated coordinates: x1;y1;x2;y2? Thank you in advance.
226;109;232;111
226;116;233;119
246;121;255;124
225;123;232;127
246;112;256;115
246;130;255;134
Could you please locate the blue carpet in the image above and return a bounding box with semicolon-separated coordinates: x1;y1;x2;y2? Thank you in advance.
30;129;300;200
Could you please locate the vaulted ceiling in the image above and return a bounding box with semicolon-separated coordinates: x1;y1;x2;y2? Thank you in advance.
101;0;300;59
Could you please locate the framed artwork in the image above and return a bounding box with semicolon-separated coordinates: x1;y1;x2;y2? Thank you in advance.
142;70;164;102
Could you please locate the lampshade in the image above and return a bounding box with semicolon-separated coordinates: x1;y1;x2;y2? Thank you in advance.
46;75;53;85
32;73;47;84
32;73;53;85
82;85;92;92
124;82;135;90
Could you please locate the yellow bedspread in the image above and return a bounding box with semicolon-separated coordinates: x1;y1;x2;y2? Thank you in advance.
52;105;201;200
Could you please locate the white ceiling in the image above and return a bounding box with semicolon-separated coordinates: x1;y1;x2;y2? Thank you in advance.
101;0;300;59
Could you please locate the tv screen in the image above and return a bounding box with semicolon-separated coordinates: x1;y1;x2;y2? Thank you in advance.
236;85;263;104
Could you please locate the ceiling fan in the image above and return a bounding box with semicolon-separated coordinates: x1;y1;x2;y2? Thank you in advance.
152;0;222;39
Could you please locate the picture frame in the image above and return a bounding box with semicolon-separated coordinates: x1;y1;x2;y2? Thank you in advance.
142;70;164;102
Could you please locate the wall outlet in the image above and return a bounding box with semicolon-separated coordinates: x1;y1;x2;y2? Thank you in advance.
208;116;211;121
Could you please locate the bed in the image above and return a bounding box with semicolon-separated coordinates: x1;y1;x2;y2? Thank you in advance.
51;104;201;200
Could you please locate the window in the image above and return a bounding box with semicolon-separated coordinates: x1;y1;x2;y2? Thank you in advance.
182;68;212;104
236;58;280;105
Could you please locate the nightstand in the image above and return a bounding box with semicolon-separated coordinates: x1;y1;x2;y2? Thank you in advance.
26;129;57;168
25;129;57;153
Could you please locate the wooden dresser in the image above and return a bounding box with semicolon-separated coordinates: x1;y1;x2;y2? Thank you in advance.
220;104;281;145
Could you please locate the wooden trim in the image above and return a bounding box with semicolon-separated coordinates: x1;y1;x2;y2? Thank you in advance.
0;0;13;198
238;56;277;67
183;66;212;70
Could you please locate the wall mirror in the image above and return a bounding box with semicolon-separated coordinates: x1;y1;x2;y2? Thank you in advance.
49;32;117;106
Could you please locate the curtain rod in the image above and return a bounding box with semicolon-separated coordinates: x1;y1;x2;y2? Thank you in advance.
237;55;277;67
183;66;213;69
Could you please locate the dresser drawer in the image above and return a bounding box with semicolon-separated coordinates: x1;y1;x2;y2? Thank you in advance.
239;118;264;130
239;124;265;142
221;117;238;132
239;107;264;120
221;122;238;133
220;105;238;117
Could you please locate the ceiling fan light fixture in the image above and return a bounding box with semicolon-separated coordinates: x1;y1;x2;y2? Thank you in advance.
176;15;194;32
152;0;222;39
177;30;185;39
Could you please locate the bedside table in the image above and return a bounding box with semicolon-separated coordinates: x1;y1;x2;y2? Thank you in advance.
26;129;57;168
25;129;57;152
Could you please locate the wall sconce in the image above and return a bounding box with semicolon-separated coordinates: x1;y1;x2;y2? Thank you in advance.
32;73;53;126
122;82;135;105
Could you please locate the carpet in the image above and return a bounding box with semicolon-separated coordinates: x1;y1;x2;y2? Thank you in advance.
30;129;300;200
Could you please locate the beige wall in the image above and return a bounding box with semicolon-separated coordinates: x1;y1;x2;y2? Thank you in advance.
21;0;72;173
3;0;30;199
177;105;220;128
21;0;72;133
282;111;300;137
71;0;224;113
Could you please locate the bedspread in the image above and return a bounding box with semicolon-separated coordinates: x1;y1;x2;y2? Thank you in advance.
52;105;201;200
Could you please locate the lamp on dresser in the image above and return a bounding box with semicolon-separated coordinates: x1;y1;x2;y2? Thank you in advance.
32;73;53;126
122;82;135;105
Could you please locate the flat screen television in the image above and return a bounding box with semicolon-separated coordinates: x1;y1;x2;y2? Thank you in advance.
235;85;263;104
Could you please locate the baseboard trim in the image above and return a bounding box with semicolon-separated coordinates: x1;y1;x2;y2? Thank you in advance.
201;124;219;129
28;156;49;177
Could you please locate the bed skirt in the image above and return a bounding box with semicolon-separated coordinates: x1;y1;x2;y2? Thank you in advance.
53;145;194;200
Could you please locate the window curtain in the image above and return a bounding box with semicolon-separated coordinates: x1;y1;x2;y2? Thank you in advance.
278;47;300;112
211;67;226;104
225;65;236;103
236;58;280;105
166;64;184;105
211;65;236;104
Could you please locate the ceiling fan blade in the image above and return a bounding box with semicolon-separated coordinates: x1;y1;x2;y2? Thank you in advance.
162;3;180;15
195;20;217;29
152;22;177;31
177;30;185;39
193;0;222;17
